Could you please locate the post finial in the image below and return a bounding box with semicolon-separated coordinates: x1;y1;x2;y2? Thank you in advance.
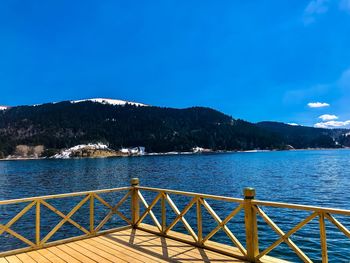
130;178;139;186
243;187;255;199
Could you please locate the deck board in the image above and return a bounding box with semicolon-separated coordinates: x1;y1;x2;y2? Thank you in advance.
55;244;96;263
16;252;36;263
84;238;152;262
26;250;51;263
1;228;254;262
45;247;81;263
105;229;241;261
3;256;21;263
36;249;66;263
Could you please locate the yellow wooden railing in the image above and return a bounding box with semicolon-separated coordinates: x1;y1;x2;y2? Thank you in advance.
132;179;350;263
1;178;350;262
0;186;133;257
252;197;350;262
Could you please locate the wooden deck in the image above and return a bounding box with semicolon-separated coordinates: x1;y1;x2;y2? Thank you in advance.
0;228;248;263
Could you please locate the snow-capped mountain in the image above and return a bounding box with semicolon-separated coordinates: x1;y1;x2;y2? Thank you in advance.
70;98;148;107
1;100;350;160
1;98;148;108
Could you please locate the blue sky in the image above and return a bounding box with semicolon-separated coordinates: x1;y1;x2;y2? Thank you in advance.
0;0;349;127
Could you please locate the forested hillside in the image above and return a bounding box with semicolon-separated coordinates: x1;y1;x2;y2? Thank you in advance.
256;122;348;149
0;101;349;158
0;101;282;157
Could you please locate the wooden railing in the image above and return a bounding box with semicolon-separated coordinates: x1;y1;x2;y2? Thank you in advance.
0;186;133;257
251;198;350;262
132;179;350;263
1;178;350;262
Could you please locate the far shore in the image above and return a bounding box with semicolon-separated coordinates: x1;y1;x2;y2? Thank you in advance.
1;147;349;162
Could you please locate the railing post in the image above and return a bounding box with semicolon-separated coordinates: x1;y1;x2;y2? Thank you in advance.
196;197;203;246
243;187;259;262
319;212;328;263
90;193;95;235
161;192;166;234
131;178;140;227
35;199;40;247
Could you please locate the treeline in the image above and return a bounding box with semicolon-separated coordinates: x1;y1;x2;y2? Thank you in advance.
0;101;348;157
256;122;345;149
0;102;282;156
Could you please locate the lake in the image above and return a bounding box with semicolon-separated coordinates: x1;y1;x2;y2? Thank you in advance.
1;149;350;262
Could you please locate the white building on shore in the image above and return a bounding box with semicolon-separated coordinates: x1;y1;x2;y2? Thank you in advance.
120;147;145;156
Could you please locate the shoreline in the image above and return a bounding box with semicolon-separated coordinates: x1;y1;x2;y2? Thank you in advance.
0;147;349;161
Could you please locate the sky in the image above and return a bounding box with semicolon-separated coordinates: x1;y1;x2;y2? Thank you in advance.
0;0;350;128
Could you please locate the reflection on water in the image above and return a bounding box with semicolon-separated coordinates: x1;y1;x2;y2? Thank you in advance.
1;149;350;261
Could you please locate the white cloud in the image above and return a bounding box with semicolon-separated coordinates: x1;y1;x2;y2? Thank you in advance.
303;0;330;24
340;0;350;12
303;0;350;25
318;114;338;121
314;120;350;128
287;123;300;126
339;68;350;89
307;102;330;108
305;0;329;14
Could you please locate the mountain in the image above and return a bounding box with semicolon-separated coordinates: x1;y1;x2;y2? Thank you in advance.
256;121;349;149
0;99;349;158
0;99;282;157
70;98;148;107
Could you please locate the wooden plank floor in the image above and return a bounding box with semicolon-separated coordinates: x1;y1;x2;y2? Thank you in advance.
0;228;247;263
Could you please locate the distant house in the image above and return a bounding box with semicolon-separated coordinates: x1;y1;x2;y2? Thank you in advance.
120;147;145;156
192;146;212;153
120;148;129;154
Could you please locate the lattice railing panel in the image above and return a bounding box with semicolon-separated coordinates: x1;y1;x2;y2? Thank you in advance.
0;201;37;252
253;204;350;262
201;199;246;247
135;188;246;257
0;187;132;255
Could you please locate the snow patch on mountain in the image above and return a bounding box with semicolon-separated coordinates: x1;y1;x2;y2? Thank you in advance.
53;143;109;159
0;106;8;111
71;98;148;107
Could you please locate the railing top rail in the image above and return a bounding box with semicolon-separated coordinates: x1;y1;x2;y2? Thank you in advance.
252;200;350;216
136;186;244;203
0;186;131;205
137;186;350;216
1;183;350;216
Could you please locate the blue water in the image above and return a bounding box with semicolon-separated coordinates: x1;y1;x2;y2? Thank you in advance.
1;149;350;262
